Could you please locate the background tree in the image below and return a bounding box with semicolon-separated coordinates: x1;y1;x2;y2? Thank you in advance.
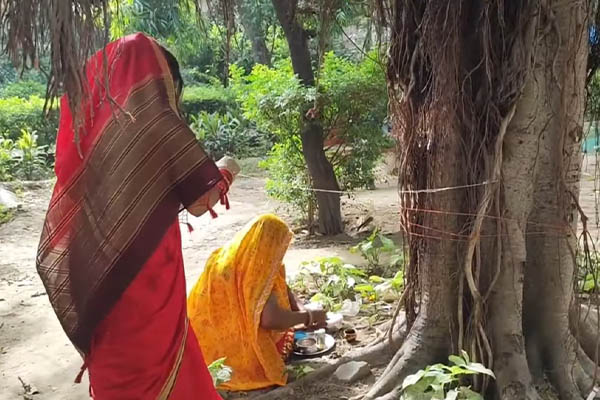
270;0;344;234
235;0;273;66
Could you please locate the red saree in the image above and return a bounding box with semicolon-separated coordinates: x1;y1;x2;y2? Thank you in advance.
37;33;222;399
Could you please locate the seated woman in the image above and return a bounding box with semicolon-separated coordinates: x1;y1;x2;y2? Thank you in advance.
187;214;327;391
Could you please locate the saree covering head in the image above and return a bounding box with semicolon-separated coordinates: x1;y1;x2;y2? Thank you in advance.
188;214;295;391
37;33;224;399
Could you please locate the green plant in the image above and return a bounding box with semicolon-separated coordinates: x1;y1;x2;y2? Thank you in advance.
286;364;315;380
259;137;315;221
231;52;391;221
578;251;600;293
207;357;233;387
351;229;404;276
190;111;272;160
354;270;405;303
294;256;367;310
0;80;46;99
180;85;236;120
0;136;15;181
0;96;59;147
13;129;50;180
400;351;494;400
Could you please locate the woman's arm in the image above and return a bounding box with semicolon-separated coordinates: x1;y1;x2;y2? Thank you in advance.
186;186;222;217
186;157;239;217
287;285;305;312
260;293;326;331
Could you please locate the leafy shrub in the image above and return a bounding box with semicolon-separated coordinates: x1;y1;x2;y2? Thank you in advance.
190;111;273;160
351;229;404;276
259;137;315;219
0;96;58;147
181;85;236;120
13;129;51;180
0;129;52;181
0;136;14;181
400;351;494;400
181;68;223;86
231;52;391;220
295;256;367;310
0;80;46;99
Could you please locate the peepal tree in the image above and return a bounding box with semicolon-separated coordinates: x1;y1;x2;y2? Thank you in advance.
367;0;596;399
3;0;600;399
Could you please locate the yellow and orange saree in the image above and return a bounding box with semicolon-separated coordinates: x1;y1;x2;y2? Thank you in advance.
187;214;295;391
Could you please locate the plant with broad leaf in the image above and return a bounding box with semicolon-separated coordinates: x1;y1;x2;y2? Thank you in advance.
286;364;315;380
13;129;49;180
207;357;232;387
400;351;495;400
292;256;367;310
351;228;404;276
354;270;405;303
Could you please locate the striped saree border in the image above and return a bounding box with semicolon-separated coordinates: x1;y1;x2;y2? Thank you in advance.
37;75;223;352
157;318;189;400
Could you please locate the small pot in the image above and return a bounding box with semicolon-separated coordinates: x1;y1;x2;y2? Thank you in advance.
296;337;318;354
344;328;357;342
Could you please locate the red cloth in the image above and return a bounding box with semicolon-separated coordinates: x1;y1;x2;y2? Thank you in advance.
88;222;221;399
50;33;221;399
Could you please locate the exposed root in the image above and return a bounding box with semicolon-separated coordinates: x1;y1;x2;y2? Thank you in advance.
362;316;450;400
577;344;599;383
574;362;594;398
574;305;600;364
252;326;406;400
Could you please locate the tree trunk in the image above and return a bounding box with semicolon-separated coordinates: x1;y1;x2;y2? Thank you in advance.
366;1;591;399
271;0;343;234
235;0;271;66
365;125;463;399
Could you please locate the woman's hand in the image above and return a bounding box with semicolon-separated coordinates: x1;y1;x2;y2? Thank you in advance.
260;293;328;331
307;310;327;329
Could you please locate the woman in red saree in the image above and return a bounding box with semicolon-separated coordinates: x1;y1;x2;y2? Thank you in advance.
36;33;230;399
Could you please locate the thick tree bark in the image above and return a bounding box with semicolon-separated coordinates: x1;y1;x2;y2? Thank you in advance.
365;125;462;399
523;2;588;398
271;0;343;234
365;1;591;399
235;0;271;66
488;78;541;399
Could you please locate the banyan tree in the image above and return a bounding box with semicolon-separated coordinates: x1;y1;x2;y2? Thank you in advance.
4;0;600;399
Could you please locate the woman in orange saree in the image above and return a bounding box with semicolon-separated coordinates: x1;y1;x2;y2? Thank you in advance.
187;214;327;391
36;33;230;399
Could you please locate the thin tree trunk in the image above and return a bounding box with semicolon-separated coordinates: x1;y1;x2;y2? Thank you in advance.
271;0;343;234
235;0;271;66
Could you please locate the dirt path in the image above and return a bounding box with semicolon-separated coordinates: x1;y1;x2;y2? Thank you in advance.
0;174;400;400
2;153;598;400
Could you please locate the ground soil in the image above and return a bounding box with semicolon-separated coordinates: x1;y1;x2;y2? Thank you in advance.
1;154;598;400
0;156;402;400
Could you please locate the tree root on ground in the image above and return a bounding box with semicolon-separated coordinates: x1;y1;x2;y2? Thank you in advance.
251;322;407;400
363;314;451;400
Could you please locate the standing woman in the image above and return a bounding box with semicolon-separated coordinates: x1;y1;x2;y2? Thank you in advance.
36;33;234;399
